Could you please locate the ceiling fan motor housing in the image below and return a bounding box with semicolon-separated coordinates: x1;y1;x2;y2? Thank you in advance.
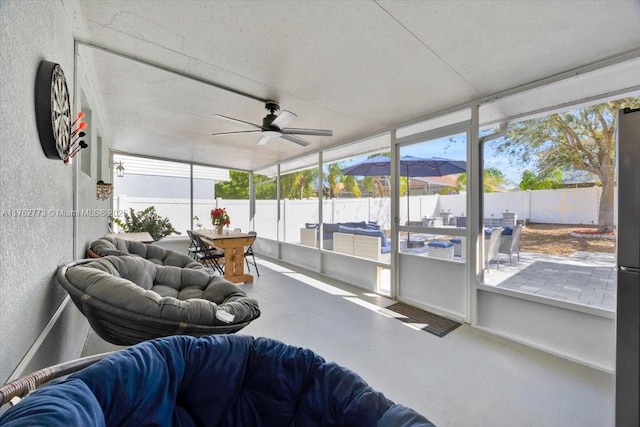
263;114;278;128
263;101;280;127
265;101;280;113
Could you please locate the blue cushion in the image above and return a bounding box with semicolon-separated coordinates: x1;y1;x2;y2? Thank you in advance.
502;227;513;235
337;225;358;234
0;379;104;425
0;336;434;426
340;221;367;230
428;241;453;248
355;227;390;247
450;238;462;244
366;221;379;230
484;228;492;238
322;223;339;239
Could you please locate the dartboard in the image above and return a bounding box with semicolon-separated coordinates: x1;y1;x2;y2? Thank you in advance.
36;61;71;160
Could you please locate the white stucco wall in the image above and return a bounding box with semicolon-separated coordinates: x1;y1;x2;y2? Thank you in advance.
0;1;112;382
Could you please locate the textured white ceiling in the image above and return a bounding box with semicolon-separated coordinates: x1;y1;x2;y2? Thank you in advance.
68;0;640;171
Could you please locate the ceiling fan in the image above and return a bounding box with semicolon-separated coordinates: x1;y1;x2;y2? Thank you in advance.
211;101;332;147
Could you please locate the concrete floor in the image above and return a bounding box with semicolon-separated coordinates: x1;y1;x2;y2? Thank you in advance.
83;257;615;427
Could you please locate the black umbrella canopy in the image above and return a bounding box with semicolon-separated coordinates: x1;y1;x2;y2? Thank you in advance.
342;155;466;177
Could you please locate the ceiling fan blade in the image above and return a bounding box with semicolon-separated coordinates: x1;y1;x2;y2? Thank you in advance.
213;114;261;129
211;130;261;136
271;110;297;128
281;128;333;137
281;134;311;147
256;133;273;146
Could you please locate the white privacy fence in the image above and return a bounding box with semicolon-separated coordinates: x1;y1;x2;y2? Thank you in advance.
115;186;605;239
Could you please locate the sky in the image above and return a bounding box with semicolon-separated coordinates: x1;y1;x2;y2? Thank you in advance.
337;134;528;189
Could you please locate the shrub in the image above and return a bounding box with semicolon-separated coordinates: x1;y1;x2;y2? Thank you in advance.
111;206;180;241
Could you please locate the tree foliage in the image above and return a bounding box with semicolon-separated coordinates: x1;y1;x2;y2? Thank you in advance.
518;169;564;190
280;168;318;199
495;97;640;232
215;171;276;199
452;167;509;193
325;162;362;198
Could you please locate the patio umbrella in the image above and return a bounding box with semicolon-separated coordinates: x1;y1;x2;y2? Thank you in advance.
342;155;466;246
342;155;466;178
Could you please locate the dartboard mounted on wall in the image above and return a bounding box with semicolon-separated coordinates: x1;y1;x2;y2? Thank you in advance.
35;60;71;160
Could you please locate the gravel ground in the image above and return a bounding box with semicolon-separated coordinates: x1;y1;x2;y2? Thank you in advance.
521;223;615;256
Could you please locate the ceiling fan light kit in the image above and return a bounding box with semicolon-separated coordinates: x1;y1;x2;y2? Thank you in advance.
212;101;332;147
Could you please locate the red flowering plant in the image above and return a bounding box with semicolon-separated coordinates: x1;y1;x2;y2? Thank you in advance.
210;207;231;226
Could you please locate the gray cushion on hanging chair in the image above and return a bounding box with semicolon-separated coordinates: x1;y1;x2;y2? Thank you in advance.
62;256;260;337
90;236;202;269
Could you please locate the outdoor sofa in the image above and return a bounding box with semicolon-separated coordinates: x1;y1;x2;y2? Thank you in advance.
301;221;375;249
300;221;391;260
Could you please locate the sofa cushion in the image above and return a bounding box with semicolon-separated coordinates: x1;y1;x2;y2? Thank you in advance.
341;221;367;229
322;223;340;240
355;227;390;247
428;241;453;248
501;227;513;235
366;221;379;230
337;225;358;235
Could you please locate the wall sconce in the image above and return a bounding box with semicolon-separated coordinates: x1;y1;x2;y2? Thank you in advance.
96;180;113;201
114;161;125;177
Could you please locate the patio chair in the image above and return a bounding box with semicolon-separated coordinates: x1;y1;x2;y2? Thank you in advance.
191;232;225;275
485;227;502;270
89;236;202;269
244;231;259;276
55;256;260;346
0;335;433;426
498;224;522;265
186;229;205;259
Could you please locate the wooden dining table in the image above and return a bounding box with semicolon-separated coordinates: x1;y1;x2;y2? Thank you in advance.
105;232;154;243
195;229;254;284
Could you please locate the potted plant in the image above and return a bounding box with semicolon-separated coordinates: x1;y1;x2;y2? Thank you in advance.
211;207;231;234
111;206;180;241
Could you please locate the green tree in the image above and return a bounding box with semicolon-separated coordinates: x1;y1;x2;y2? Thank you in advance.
342;175;361;197
280;168;319;199
448;167;508;193
215;170;250;199
518;169;564;190
215;171;277;199
495;97;640;232
326;163;342;198
362;176;387;197
326;162;362;198
254;174;277;199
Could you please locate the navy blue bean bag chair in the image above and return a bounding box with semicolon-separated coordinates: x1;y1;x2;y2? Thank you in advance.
0;335;433;426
